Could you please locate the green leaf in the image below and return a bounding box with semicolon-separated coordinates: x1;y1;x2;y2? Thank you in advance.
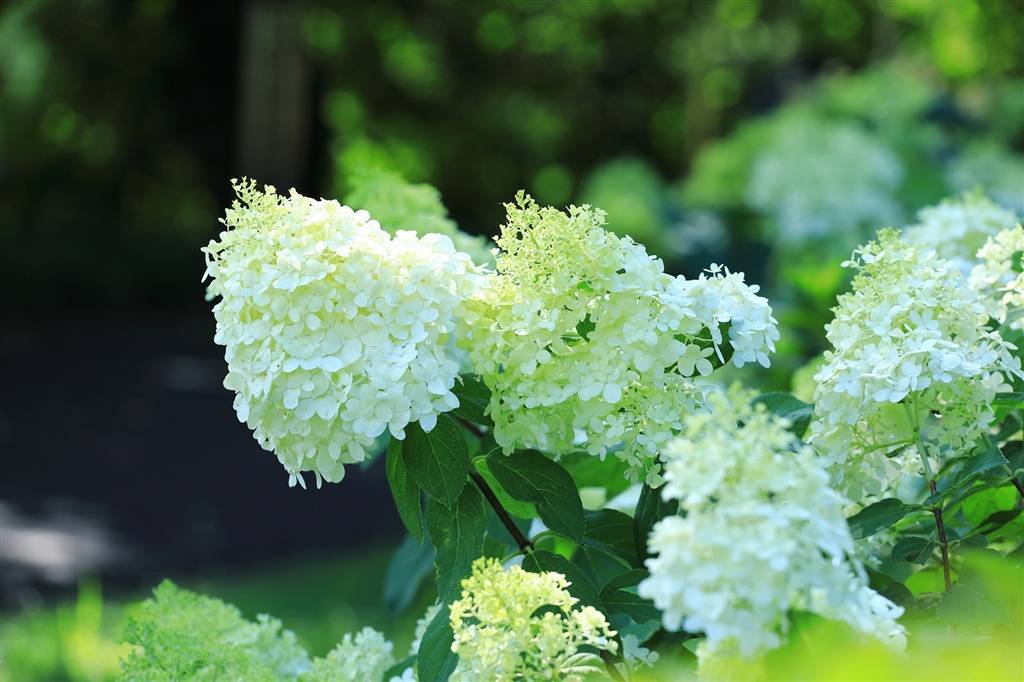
582;509;638;567
600;585;660;623
387;439;423;541
486;450;585;542
753;392;813;438
1011;250;1023;274
561;451;633;497
404;414;471;508
601;568;649;592
847;498;914;539
993;392;1024;410
473;458;538;520
416;603;458;682
633;484;678;564
889;536;933;564
523;550;602;607
453;375;491;425
383;536;435;614
936;584;1011;626
956;444;1009;485
427;484;487;603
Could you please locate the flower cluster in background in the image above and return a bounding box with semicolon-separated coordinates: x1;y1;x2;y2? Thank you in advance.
903;192;1019;275
809;229;1022;501
746;115;904;246
640;387;905;675
203;180;482;487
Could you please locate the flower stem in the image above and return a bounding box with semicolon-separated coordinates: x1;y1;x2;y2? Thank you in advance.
909;400;951;591
928;479;953;592
470;470;533;553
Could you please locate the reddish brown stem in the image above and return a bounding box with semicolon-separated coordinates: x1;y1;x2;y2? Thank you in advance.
929;480;952;592
470;470;533;553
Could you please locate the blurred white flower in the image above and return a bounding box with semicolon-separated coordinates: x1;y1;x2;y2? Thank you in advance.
203;179;482;487
747;117;904;245
639;387;905;675
903;192;1019;275
306;627;395;682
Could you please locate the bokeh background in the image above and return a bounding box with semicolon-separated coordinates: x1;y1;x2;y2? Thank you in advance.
1;0;1022;678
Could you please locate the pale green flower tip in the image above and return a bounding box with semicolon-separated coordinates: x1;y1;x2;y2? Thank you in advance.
460;193;778;483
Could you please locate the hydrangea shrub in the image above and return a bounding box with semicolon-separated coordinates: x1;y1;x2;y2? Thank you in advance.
120;177;1024;682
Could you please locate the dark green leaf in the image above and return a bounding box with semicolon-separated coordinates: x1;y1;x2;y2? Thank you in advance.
975;508;1023;534
486;450;585;542
416;604;458;682
582;509;638;567
847;498;914;539
383;536;435;614
600;568;659;623
452;375;491;425
602;568;649;592
404;414;471;508
473;458;538;520
753;392;813;438
387;439;423;541
523;550;602;608
633;484;678;564
1011;250;1023;274
994;392;1024;410
600;585;660;623
427;484;487;603
889;536;933;564
956;444;1009;486
879;581;914;607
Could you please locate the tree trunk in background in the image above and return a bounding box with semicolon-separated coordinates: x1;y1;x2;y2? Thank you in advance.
236;1;311;190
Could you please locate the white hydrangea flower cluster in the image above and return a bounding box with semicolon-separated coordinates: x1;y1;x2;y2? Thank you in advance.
203;179;481;487
970;226;1024;331
449;557;617;682
903;192;1019;275
460;193;778;483
747;117;904;244
808;229;1022;500
305;627;396;682
638;387;906;675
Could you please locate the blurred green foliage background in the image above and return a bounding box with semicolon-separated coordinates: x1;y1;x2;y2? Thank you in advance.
2;0;1021;310
1;0;1022;679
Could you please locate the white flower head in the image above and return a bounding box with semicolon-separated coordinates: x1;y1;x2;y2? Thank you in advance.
808;229;1022;500
203;179;482;487
307;627;396;682
903;192;1019;276
449;557;616;682
747;117;904;244
639;387;905;670
970;225;1024;331
460;193;778;483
